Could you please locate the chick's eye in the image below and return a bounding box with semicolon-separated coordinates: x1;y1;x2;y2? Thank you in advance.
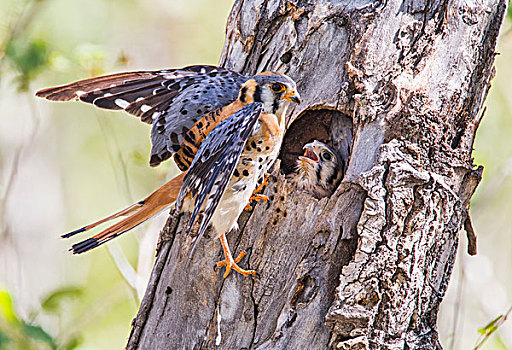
321;151;332;161
271;83;285;93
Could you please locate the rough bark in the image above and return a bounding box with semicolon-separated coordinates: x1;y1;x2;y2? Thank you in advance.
126;1;507;349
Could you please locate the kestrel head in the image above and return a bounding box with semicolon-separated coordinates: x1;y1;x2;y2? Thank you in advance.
239;72;300;114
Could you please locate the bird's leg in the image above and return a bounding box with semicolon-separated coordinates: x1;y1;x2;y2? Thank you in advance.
244;173;270;211
216;233;256;278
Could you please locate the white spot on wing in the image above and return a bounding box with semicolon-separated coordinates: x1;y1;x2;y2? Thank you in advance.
140;104;151;113
136;97;144;102
115;98;129;109
164;73;183;79
75;91;86;97
103;93;113;97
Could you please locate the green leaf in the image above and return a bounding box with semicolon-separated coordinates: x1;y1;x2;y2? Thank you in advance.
478;314;503;334
0;329;11;349
41;287;83;314
130;151;147;166
5;38;50;91
22;323;57;350
5;38;48;74
63;336;83;350
0;290;18;324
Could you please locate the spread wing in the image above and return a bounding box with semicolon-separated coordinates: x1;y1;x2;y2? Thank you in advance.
175;103;263;254
36;65;249;166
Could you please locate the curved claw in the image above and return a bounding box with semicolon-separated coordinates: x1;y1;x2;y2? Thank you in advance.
218;234;256;278
244;173;271;211
244;194;269;211
217;250;256;278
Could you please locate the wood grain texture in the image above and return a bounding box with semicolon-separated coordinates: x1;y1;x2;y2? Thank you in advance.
127;1;508;349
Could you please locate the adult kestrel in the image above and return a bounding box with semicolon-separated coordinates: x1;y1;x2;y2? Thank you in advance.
36;65;300;277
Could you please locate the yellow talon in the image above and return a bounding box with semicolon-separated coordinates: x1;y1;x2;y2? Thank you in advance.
244;194;269;211
251;194;268;202
244;173;272;211
218;234;256;278
244;203;254;211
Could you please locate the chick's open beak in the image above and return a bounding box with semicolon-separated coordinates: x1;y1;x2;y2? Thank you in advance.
283;90;301;104
299;144;319;163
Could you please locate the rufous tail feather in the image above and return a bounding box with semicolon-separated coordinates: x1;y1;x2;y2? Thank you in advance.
65;172;186;254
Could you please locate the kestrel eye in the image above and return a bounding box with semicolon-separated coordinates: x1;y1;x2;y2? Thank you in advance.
321;151;332;161
271;83;285;93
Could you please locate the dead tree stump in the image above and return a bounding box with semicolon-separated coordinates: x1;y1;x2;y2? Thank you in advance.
127;1;508;349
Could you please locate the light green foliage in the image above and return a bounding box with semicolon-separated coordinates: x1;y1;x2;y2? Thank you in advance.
4;37;49;91
0;0;233;349
478;315;503;335
0;0;51;91
474;309;512;349
40;287;83;314
0;290;17;324
0;287;83;350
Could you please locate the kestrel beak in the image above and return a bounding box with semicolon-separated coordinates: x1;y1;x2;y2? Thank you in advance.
282;90;301;104
298;144;319;164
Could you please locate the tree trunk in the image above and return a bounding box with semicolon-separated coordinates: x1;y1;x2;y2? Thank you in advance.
126;1;507;349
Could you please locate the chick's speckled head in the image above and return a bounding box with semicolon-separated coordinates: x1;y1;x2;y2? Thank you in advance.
239;72;300;114
290;140;343;199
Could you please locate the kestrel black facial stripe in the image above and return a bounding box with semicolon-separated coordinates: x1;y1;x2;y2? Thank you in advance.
240;86;247;102
326;168;339;185
316;163;322;182
254;85;262;102
272;97;279;114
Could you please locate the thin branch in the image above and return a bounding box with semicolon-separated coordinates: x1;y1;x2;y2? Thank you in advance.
95;112;151;302
106;242;140;301
0;148;22;241
464;213;478;256
474;305;512;350
449;253;465;350
95;114;134;203
0;93;41;241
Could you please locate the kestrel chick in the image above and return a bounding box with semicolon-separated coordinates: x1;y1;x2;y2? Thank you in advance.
290;140;343;199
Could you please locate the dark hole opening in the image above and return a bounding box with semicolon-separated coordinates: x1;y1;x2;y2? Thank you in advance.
279;109;353;175
280;51;292;64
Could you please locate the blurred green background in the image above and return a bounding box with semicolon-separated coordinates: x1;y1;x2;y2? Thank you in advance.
0;0;510;349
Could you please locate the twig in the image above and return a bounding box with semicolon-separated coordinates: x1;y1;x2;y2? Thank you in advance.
474;305;512;350
0;148;22;241
95;112;148;302
0;0;47;242
106;242;140;301
95;114;134;203
464;213;477;256
0;94;41;241
449;253;465;350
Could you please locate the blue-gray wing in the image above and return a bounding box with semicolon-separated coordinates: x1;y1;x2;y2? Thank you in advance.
36;65;249;166
175;103;263;253
150;70;248;166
